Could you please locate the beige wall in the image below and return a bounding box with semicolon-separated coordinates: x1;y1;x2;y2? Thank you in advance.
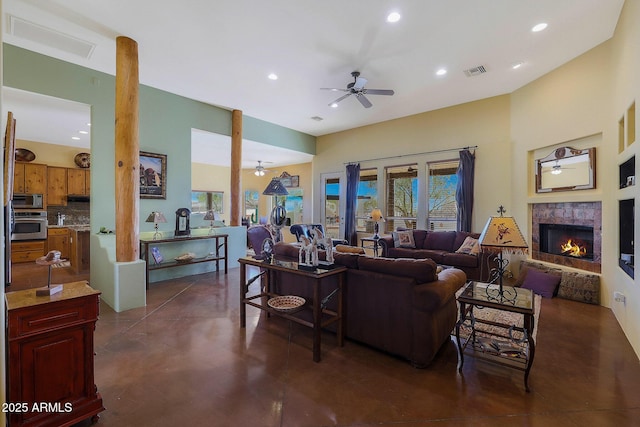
242;162;313;224
191;163;231;224
315;95;512;234
15;139;89;168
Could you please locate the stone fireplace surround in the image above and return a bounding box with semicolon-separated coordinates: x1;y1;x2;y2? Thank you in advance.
531;202;602;273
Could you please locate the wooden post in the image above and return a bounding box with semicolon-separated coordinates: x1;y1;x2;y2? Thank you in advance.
115;36;140;262
230;109;242;226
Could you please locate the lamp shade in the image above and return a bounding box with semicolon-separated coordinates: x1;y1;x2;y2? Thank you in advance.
478;215;528;254
145;211;167;223
203;210;216;221
370;208;384;222
262;178;289;196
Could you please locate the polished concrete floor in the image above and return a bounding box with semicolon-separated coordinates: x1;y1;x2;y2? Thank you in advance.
8;263;640;426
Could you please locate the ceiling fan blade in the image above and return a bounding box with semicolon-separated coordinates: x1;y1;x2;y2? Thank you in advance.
320;88;349;92
356;94;372;108
353;77;367;90
328;93;353;106
364;89;395;96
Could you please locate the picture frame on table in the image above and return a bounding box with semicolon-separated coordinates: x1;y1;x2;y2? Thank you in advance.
151;247;164;264
140;151;167;199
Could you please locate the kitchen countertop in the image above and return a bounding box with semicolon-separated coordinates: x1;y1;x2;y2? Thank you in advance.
48;224;91;232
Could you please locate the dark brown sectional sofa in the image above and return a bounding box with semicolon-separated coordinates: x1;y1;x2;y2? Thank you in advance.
378;230;493;281
272;242;467;367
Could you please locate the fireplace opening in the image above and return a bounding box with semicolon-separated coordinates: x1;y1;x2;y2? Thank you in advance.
540;224;594;260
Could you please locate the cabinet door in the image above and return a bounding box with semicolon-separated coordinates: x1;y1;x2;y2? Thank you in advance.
67;169;87;195
47;167;68;206
13;163;25;194
85;170;90;194
24;163;47;194
47;228;69;258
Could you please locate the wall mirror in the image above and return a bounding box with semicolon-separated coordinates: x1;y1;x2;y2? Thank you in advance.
535;146;596;193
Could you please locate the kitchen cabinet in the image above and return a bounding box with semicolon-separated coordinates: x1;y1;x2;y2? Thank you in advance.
5;281;104;426
47;227;70;259
69;228;90;273
67;168;90;196
10;240;45;263
47;166;68;206
13;162;47;195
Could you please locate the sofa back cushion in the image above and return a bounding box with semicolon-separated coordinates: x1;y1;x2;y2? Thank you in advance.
333;252;361;269
357;256;438;283
424;231;457;251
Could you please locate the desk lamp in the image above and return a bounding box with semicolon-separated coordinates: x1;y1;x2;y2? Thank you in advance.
203;210;218;235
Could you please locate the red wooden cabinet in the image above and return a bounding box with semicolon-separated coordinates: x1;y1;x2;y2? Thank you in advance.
5;281;104;426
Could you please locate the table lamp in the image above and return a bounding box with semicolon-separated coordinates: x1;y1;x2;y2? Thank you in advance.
203;210;217;235
370;208;384;239
145;211;167;240
478;205;528;303
263;177;289;242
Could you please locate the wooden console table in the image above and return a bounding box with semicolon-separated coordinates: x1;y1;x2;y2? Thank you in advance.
140;234;228;289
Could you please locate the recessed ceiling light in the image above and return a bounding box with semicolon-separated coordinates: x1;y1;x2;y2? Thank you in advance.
330;103;338;108
71;136;80;140
512;62;524;69
386;12;401;23
79;130;89;134
268;73;278;80
87;123;91;126
532;23;548;32
436;68;447;76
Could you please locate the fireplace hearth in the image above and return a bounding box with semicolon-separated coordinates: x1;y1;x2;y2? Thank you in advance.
531;202;601;273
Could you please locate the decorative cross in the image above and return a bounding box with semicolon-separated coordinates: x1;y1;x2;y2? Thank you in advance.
497;205;506;216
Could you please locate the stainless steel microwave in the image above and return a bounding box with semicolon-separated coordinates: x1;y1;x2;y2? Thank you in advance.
13;193;44;209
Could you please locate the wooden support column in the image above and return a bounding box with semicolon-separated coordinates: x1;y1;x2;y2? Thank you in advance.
230;109;242;226
115;36;140;262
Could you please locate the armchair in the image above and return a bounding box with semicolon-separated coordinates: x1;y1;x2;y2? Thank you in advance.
247;225;273;259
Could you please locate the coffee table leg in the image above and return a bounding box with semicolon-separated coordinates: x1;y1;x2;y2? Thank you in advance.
524;313;535;392
455;301;466;372
240;264;246;328
313;278;321;362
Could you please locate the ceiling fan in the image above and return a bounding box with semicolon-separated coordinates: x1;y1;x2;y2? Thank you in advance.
321;71;395;108
545;160;575;175
254;160;271;176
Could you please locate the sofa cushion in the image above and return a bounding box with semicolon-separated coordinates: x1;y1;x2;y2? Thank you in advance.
386;248;447;264
424;231;457;251
392;230;416;248
357;256;438;283
455;236;480;256
521;268;561;298
333;252;361;269
398;228;428;248
453;232;481;252
441;252;479;268
557;271;600;305
335;244;365;254
514;260;563;287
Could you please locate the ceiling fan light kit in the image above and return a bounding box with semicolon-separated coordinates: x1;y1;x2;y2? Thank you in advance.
254;160;270;176
322;71;394;109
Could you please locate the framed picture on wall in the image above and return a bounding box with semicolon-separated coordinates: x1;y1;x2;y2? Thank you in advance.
140;151;167;199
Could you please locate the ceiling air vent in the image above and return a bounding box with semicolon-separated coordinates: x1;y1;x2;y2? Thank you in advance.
9;15;95;59
463;65;487;77
310;116;324;121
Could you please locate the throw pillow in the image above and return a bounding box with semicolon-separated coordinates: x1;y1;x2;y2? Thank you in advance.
392;230;416;248
455;236;480;256
521;268;561;298
335;244;365;254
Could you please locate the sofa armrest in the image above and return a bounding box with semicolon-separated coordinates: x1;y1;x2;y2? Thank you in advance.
412;268;467;311
378;236;394;257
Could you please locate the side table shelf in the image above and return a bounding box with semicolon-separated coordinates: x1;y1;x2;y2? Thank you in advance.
140;234;228;289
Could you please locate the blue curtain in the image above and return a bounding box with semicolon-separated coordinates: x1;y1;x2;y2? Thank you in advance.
344;163;360;245
456;149;475;232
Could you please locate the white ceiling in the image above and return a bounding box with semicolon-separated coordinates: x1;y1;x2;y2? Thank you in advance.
1;0;625;166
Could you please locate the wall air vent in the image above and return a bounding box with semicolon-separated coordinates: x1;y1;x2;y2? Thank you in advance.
463;65;487;77
9;15;95;59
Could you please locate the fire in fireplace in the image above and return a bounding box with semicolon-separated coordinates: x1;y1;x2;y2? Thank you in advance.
540;224;594;260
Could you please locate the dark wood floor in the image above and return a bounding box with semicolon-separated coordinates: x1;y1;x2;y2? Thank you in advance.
6;263;640;426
